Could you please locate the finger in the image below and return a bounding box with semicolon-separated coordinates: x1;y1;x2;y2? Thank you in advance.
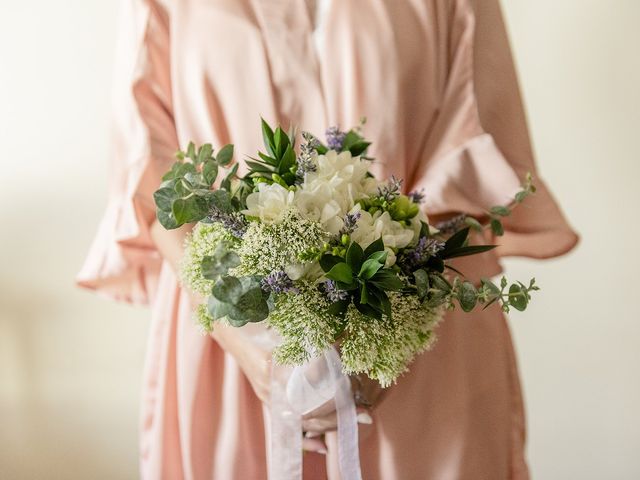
302;408;373;433
302;399;336;420
302;437;327;454
302;412;337;433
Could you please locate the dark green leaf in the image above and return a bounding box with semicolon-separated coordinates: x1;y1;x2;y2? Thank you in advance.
367;250;387;264
442;244;496;260
370;270;404;291
346;242;364;270
279;145;296;175
328;300;350;316
326;263;354;284
363;237;385;258
245;160;275;174
360;284;370;304
319;254;343;272
261;118;275;157
354;299;381;320
441;227;469;256
348;141;371;157
359;258;384;280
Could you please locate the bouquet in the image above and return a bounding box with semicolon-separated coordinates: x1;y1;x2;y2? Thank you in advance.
154;119;538;387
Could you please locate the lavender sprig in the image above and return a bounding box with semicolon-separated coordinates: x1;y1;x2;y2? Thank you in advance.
339;211;361;236
323;280;349;302
434;214;467;236
326;126;346;151
377;175;403;202
398;236;445;274
261;271;300;294
408;189;425;204
208;207;247;238
296;131;320;182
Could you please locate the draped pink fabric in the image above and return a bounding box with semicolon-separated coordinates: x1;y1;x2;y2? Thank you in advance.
77;0;578;478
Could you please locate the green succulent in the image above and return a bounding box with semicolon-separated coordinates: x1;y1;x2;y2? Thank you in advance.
244;119;298;188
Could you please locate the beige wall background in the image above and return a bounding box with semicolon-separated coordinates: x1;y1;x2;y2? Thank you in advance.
0;1;638;479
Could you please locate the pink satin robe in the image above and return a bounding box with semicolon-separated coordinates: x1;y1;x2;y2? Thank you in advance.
77;0;578;478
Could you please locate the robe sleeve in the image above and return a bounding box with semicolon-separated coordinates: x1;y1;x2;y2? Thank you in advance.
407;0;578;260
76;0;177;304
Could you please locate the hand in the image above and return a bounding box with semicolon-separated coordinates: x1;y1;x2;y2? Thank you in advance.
302;374;385;434
210;322;272;405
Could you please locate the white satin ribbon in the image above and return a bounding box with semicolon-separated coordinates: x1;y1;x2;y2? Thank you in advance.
269;347;362;480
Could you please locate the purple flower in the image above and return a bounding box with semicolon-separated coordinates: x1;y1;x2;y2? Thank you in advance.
324;280;349;302
296;132;319;183
377;175;403;202
408;189;425;204
434;214;467;236
339;211;361;236
208;208;247;238
398;236;445;273
261;271;299;294
326;126;346;151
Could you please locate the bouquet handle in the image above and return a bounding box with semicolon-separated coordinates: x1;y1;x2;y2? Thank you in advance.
269;347;362;480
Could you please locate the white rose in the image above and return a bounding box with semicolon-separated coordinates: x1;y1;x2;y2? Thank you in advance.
242;183;295;224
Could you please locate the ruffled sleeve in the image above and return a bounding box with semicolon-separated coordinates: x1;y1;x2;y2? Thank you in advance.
77;0;177;304
407;0;578;260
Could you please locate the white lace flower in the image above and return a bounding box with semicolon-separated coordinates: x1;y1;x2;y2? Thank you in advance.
242;183;295;224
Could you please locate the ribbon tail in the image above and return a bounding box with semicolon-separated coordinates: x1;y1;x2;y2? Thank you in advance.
269;361;303;480
327;349;363;480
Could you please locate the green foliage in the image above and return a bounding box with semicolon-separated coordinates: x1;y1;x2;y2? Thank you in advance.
320;238;404;320
244;119;298;187
207;275;271;327
201;242;241;281
154;142;243;229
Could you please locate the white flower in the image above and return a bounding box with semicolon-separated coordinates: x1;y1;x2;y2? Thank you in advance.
349;205;415;266
242;183;295;224
314;150;369;186
295;179;347;235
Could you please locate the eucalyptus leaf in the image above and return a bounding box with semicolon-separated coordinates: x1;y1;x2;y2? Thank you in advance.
458;281;477;312
509;284;528;311
490;218;504;236
216;144;234;166
203;160;218;185
413;269;429;298
490;205;511;217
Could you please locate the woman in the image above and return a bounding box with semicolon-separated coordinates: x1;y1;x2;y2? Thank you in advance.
78;0;578;478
